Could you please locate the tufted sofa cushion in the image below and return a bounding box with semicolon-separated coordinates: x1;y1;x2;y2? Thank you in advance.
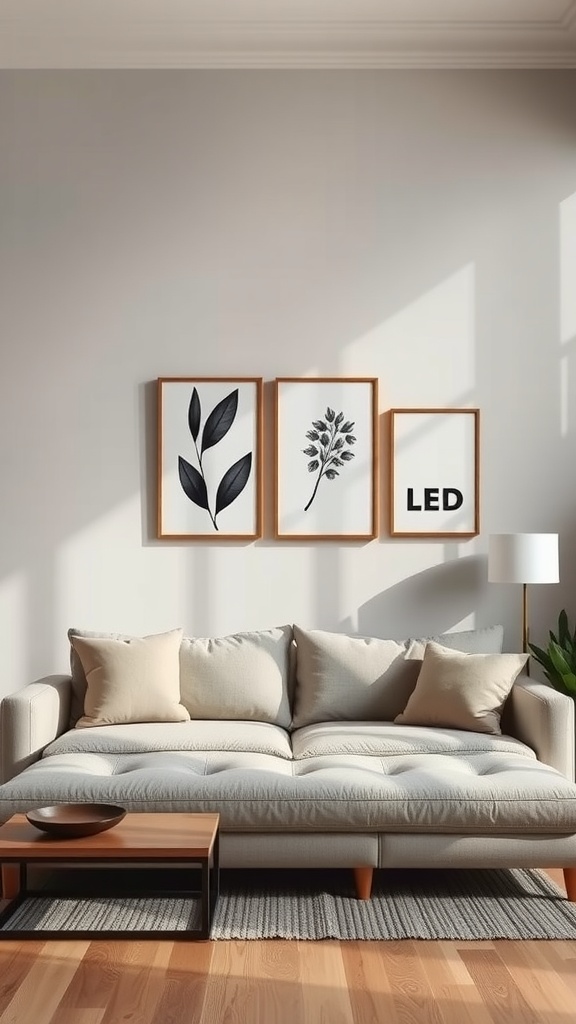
2;720;576;837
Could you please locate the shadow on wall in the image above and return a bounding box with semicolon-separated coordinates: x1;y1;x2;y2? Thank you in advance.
357;554;489;639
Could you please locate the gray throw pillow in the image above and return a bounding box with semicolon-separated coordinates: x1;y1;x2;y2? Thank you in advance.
180;625;293;728
292;625;419;727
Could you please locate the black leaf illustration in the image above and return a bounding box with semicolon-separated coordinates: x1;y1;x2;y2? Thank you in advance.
201;389;238;455
306;430;319;441
320;433;330;446
345;435;356;444
178;456;209;510
340;450;355;461
335;412;343;427
312;420;327;431
188;388;201;442
325;408;335;422
215;452;252;517
325;469;339;479
303;445;318;457
179;385;251;531
308;459;319;472
341;421;355;433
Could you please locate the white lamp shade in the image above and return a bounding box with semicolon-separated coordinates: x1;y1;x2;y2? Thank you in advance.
488;533;559;584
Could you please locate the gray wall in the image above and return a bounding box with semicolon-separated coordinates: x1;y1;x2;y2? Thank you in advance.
1;70;575;695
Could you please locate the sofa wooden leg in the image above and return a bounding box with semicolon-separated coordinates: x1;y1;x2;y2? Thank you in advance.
353;866;373;900
563;868;576;901
1;865;20;900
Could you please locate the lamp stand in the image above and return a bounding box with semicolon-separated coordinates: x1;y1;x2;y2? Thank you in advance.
522;582;531;676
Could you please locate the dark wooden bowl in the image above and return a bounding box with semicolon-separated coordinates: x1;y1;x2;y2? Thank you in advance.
26;804;126;838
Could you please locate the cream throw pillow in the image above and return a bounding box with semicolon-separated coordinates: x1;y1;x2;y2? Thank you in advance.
394;641;528;735
72;628;190;729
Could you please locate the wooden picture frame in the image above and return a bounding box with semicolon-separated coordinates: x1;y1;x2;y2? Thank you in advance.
157;377;263;540
389;408;480;538
274;377;378;541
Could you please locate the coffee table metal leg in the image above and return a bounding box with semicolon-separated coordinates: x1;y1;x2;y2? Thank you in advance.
197;835;220;939
211;831;220;913
200;858;210;939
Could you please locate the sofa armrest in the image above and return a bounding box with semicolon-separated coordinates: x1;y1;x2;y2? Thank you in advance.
503;673;575;780
0;675;72;783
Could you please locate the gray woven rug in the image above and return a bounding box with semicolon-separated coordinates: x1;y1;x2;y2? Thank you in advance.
3;868;576;940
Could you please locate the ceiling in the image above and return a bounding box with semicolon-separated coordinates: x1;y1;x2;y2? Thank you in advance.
1;0;575;69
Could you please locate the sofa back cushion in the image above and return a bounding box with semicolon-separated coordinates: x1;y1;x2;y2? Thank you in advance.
292;623;505;728
179;625;293;728
69;624;293;729
292;625;419;727
405;624;504;659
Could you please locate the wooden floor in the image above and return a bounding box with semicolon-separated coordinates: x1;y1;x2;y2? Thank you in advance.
0;870;575;1024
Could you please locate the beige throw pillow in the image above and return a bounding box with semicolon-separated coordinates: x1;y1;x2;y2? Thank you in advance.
72;628;189;729
394;641;528;735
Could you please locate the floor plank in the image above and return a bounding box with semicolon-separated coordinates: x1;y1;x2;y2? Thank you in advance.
0;940;90;1024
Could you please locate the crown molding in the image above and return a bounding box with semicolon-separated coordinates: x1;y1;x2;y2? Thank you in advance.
1;8;575;70
2;53;575;70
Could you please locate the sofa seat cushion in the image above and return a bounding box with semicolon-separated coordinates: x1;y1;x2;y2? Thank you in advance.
2;743;576;836
291;722;537;760
42;721;293;760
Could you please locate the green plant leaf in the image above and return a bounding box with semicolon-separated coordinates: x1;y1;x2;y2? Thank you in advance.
548;641;571;677
559;609;570;647
561;673;576;694
528;642;552;668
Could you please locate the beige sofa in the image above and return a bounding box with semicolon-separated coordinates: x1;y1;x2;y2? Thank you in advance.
1;622;576;901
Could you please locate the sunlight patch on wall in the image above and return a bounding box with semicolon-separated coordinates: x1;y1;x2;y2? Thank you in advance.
338;264;476;408
560;192;576;438
0;571;27;698
560;354;569;437
333;263;480;607
55;495;188;639
560;193;576;347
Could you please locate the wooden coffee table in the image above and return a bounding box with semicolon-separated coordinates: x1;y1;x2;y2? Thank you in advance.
0;811;220;940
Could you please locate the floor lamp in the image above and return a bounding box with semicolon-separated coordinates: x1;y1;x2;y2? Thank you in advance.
488;533;559;657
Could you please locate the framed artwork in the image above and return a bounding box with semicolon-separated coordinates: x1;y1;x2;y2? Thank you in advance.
389;408;480;538
157;377;263;540
274;377;378;540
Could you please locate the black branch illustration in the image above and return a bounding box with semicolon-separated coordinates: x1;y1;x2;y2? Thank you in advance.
302;406;356;511
178;387;252;531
